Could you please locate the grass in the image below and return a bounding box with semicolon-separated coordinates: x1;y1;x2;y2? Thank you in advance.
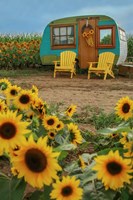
0;67;54;77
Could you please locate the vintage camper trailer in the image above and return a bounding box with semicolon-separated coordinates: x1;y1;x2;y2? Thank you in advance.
40;15;127;68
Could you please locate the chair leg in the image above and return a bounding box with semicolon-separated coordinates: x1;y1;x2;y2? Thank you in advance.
109;71;115;78
88;71;91;79
74;70;76;75
54;70;56;78
104;73;107;80
71;72;73;78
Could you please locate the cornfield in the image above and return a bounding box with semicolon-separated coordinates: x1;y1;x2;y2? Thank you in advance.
0;33;42;69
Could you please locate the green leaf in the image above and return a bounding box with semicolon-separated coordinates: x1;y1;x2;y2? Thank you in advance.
80;153;97;163
28;191;43;200
58;150;68;161
0;175;26;200
97;147;124;156
98;123;131;134
121;188;133;200
40;185;52;200
83;184;117;200
54;134;66;145
54;143;76;151
64;162;79;174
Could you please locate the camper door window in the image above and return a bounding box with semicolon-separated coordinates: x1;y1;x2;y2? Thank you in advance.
96;25;115;48
51;25;75;48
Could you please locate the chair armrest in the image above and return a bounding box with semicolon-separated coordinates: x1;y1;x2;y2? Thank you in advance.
53;60;60;67
73;61;76;65
53;60;60;63
88;62;98;68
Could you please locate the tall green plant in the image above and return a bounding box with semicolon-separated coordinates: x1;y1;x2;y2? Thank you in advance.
127;34;133;57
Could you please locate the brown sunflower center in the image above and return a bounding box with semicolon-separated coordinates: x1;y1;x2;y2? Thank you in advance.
0;122;16;139
50;132;55;137
68;108;72;113
25;148;47;172
61;185;73;196
47;119;54;125
122;103;130;113
19;94;30;104
107;161;122;175
11;89;17;96
38;108;43;114
57;124;61;128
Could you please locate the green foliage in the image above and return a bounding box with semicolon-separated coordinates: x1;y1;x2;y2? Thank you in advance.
75;105;122;130
91;111;122;130
0;174;26;200
127;34;133;57
100;34;111;45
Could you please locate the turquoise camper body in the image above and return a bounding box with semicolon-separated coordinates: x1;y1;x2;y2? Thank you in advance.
40;15;127;68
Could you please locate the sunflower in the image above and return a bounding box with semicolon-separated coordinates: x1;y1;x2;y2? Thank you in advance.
124;141;133;159
0;99;7;112
11;135;62;188
67;123;83;145
0;78;11;93
93;150;133;190
31;85;38;96
119;132;128;145
115;96;133;120
4;84;21;100
78;155;86;169
65;104;77;117
31;96;46;118
32;96;44;108
25;110;35;121
0;110;30;153
109;133;119;139
43;115;59;130
50;176;83;200
56;121;64;131
48;130;57;140
13;89;34;111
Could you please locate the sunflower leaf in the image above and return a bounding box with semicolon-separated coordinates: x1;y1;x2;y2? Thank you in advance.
83;183;117;200
98;125;131;134
0;175;26;200
54;143;76;151
28;191;43;200
58;150;68;161
40;185;52;200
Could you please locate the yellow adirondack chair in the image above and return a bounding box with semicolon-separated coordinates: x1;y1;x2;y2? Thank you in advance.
88;52;115;80
53;51;76;78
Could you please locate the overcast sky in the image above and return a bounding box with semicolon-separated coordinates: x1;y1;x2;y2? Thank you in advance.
0;0;132;35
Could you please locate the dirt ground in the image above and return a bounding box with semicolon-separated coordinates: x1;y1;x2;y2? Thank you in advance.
9;72;133;114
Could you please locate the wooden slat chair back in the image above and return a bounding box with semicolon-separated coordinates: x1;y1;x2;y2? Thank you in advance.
88;52;115;80
53;51;76;78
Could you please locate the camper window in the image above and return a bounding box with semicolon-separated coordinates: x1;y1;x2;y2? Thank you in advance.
119;28;127;42
51;25;75;49
96;25;115;48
